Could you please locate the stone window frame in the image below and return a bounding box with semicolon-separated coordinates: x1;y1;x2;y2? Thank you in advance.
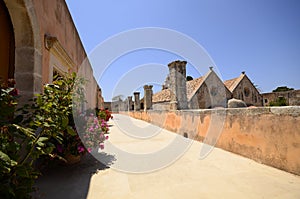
45;34;75;82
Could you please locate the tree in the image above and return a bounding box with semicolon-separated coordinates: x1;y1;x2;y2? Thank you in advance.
272;86;294;92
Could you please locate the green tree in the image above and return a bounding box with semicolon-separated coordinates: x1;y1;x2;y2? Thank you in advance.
272;86;294;92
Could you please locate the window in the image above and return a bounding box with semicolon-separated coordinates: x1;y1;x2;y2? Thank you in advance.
244;87;250;97
264;99;268;103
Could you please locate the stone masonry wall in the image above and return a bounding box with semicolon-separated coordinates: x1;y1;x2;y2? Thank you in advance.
122;107;300;175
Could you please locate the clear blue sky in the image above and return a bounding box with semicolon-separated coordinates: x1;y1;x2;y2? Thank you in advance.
65;0;300;101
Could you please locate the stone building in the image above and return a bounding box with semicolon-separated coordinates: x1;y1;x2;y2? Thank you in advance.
262;90;300;106
152;61;232;110
224;72;262;106
0;0;103;109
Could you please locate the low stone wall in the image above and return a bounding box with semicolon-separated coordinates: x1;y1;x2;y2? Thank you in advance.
121;106;300;175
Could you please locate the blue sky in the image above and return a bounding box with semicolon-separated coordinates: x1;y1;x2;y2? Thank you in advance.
65;0;300;101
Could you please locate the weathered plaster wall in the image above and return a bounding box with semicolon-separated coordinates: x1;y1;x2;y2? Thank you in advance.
122;107;300;175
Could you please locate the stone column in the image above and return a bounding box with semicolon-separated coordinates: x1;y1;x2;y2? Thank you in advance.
127;96;133;111
168;60;188;110
143;85;153;110
133;92;140;111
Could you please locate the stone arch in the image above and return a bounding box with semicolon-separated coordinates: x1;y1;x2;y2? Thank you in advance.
3;0;42;100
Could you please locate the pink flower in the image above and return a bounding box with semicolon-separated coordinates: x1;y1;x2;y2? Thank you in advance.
105;135;109;140
88;148;92;153
99;143;104;150
77;146;85;153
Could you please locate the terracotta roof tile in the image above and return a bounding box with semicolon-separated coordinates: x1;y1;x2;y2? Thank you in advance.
224;74;245;92
186;76;205;100
152;89;171;103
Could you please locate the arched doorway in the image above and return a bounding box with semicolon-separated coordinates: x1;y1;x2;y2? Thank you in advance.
3;0;42;101
0;0;15;82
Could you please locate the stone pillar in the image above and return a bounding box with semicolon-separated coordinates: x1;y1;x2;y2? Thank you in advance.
133;92;140;111
168;60;188;110
143;85;153;110
127;96;133;111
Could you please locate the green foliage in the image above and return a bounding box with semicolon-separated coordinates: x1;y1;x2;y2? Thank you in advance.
272;86;294;92
0;81;39;199
269;97;288;106
0;73;87;198
97;109;113;122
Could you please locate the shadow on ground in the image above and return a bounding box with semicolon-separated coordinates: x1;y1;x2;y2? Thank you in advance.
34;152;116;199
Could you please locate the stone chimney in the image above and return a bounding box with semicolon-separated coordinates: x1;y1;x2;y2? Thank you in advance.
168;60;188;110
133;92;140;111
127;96;133;111
143;85;153;110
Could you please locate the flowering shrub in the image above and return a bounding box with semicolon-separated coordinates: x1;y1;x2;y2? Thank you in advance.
0;73;111;198
0;78;68;198
97;109;113;122
80;114;109;152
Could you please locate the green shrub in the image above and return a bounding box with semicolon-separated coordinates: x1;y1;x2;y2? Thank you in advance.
269;97;287;106
0;73;88;198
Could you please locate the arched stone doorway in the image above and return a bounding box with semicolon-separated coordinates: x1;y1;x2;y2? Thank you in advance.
2;0;42;101
0;0;15;82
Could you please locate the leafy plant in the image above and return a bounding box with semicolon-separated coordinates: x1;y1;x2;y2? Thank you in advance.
97;109;113;122
0;80;48;198
269;96;288;106
0;73;89;198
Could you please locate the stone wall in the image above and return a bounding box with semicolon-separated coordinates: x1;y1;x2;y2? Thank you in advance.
262;90;300;106
232;75;262;106
122;107;300;175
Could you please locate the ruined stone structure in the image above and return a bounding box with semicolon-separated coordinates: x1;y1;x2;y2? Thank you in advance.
224;72;262;106
0;0;104;109
262;90;300;106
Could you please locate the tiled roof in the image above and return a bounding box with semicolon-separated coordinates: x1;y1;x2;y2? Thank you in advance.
152;89;171;103
186;76;205;100
152;76;207;103
224;74;244;92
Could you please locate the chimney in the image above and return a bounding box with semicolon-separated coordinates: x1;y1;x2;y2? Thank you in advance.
168;60;188;110
133;92;140;111
143;85;153;111
127;96;133;111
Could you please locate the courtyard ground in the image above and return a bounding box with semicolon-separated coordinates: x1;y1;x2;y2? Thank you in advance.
36;114;300;199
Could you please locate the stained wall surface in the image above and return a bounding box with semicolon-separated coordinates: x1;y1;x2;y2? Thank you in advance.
123;107;300;175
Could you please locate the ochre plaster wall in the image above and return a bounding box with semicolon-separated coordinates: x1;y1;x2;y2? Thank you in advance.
123;107;300;175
